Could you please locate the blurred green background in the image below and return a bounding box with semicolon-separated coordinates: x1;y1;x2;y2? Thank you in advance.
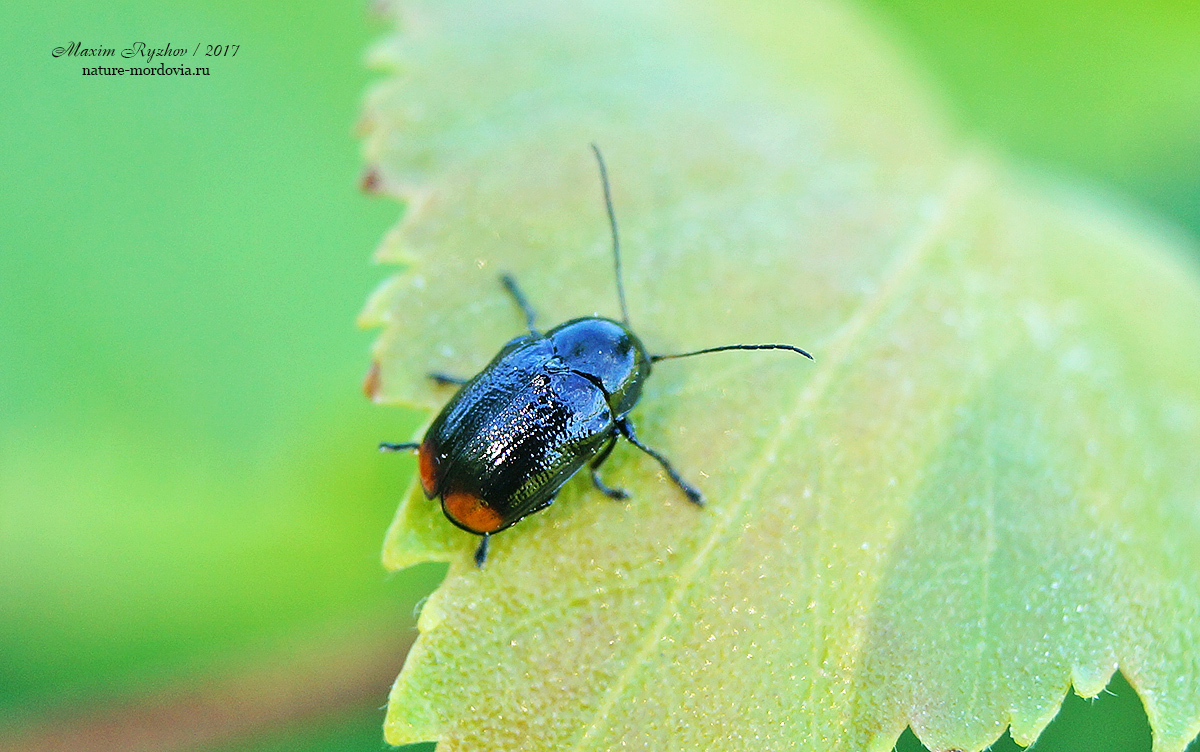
0;1;1196;750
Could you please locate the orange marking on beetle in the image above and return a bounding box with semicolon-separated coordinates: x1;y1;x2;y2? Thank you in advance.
362;361;382;401
417;438;439;497
442;490;505;534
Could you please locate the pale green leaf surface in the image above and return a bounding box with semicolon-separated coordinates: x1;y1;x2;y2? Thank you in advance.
358;0;1200;750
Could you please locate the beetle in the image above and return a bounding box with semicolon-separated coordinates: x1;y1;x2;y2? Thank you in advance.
381;145;813;566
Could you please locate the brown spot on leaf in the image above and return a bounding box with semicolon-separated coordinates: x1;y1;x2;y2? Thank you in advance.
360;168;383;194
362;361;382;401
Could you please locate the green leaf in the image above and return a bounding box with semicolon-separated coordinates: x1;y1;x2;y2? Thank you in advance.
357;0;1200;749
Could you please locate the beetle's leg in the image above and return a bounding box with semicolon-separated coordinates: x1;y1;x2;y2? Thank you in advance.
472;489;560;567
589;434;629;500
473;534;490;568
591;472;629;501
379;442;419;452
428;371;469;386
500;273;539;334
617;419;704;506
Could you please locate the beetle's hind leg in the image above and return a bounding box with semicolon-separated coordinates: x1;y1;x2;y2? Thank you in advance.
500;273;539;334
589;434;629;500
472;492;560;568
617;418;704;506
473;534;490;567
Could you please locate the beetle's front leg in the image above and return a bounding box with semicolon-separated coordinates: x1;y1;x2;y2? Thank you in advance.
617;418;704;506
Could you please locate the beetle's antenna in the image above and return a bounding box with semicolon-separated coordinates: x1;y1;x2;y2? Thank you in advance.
651;343;814;363
591;143;630;327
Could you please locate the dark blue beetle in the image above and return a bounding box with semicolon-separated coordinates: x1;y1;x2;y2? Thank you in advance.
382;146;812;566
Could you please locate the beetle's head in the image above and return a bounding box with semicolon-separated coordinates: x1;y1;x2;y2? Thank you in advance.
547;317;650;417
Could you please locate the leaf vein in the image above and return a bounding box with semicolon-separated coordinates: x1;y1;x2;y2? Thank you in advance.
569;158;990;750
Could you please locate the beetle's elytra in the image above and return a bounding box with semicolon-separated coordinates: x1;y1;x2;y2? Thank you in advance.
381;145;813;566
